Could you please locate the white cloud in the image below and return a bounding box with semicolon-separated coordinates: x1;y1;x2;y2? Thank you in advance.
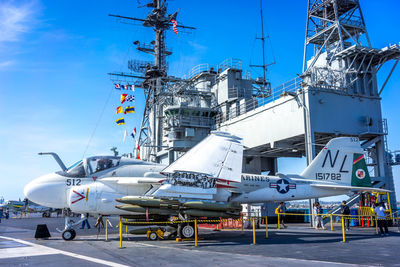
0;1;38;43
188;41;207;52
0;60;15;68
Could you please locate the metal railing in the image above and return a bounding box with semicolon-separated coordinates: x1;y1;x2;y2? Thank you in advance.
186;63;216;79
218;58;242;72
185;58;243;79
166;115;215;129
216;77;303;124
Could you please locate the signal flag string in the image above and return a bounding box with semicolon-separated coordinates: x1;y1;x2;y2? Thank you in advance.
82;85;114;158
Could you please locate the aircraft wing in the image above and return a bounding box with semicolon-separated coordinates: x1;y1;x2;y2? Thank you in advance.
161;131;243;183
310;183;391;192
99;177;165;185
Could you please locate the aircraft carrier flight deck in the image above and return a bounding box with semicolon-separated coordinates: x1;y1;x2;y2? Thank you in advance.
1;214;399;266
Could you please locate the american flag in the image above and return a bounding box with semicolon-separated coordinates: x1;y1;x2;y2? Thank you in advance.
126;95;135;102
171;19;178;36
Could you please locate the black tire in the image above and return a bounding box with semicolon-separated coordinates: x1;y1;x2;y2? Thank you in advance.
149;232;158;241
62;229;76;241
179;223;195;239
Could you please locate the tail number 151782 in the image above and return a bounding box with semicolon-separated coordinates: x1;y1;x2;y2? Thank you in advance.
315;173;341;180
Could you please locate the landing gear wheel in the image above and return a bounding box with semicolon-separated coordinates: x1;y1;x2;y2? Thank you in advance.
149;232;158;241
62;229;76;241
180;223;195;239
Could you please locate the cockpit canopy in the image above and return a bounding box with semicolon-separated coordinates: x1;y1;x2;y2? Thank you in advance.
62;156;121;178
86;156;120;174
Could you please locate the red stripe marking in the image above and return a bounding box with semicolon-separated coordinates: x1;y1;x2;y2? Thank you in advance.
217;178;240;183
71;190;85;204
216;184;237;189
353;155;364;164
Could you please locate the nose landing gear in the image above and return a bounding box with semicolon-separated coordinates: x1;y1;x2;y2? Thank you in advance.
56;209;87;241
62;229;76;241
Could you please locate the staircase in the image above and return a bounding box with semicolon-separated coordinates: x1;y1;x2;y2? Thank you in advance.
323;194;361;224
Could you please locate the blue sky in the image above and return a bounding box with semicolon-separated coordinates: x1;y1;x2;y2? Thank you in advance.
0;0;399;201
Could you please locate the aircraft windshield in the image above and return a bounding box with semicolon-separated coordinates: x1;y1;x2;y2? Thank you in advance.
65;160;85;178
87;156;120;174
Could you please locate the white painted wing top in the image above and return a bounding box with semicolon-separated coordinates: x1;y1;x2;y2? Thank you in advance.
99;177;164;185
162;131;243;182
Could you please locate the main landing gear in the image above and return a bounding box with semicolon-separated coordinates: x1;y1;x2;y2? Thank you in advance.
178;222;196;239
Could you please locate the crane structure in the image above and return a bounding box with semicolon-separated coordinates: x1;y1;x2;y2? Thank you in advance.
301;0;400;210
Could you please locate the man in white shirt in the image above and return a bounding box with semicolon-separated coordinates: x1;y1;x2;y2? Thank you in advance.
374;203;389;236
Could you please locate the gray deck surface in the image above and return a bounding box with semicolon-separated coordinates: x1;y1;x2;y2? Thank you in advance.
0;214;399;266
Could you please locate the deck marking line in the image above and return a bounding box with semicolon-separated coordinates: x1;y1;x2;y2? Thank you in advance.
0;235;130;267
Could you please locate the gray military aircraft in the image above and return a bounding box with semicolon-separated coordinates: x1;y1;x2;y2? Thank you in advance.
24;153;166;240
114;132;390;238
0;199;26;214
25;132;389;240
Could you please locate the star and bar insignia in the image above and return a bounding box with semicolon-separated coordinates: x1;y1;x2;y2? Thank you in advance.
270;179;296;194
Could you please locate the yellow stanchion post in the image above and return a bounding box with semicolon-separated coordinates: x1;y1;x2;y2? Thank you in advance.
341;217;346;243
194;219;198;247
105;219;109;241
252;218;256;245
386;192;393;220
330;214;333;231
119;216;123;248
277;213;280;229
125;219;128;234
265;216;268;239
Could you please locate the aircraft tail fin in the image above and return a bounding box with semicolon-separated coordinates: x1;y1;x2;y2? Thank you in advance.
300;137;372;187
161;131;243;182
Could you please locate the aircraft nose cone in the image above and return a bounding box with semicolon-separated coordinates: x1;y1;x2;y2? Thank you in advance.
24;180;44;205
24;173;67;209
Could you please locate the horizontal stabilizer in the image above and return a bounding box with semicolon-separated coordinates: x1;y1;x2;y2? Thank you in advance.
310;183;391;192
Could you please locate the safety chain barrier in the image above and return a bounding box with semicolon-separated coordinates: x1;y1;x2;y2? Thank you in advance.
114;213;399;248
117;216;263;248
276;212;399;243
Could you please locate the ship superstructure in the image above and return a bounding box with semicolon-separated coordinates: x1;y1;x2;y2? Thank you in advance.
109;0;400;218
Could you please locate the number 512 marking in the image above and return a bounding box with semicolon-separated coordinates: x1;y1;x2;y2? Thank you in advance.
66;179;81;186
